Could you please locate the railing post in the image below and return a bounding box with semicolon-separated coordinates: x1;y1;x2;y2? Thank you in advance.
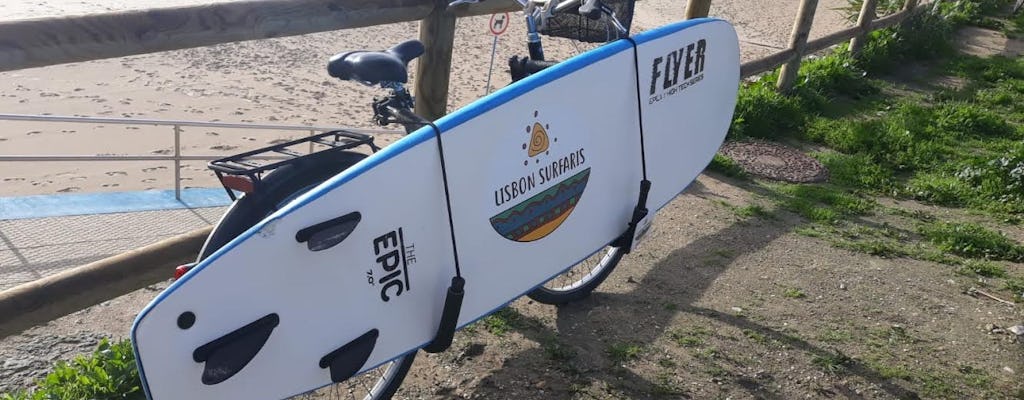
309;129;316;154
173;125;182;200
848;0;877;56
684;0;713;19
413;0;457;121
776;0;819;93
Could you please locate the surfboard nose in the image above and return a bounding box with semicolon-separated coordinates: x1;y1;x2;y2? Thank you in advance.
192;313;280;385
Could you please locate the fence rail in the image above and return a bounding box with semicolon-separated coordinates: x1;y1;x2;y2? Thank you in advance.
0;113;401;199
0;0;938;337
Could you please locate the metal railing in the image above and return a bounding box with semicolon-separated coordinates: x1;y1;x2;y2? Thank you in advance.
0;113;401;199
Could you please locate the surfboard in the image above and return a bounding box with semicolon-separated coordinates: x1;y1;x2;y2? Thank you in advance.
132;18;740;399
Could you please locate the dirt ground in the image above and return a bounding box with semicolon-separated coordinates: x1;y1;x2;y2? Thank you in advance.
2;173;1022;398
3;1;1024;399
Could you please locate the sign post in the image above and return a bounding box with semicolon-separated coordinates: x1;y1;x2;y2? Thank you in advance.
485;12;510;95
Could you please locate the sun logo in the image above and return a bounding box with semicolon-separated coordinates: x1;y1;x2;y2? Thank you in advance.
523;110;555;165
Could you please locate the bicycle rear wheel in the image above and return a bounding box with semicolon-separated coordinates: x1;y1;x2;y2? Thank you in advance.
527;245;624;305
197;149;415;400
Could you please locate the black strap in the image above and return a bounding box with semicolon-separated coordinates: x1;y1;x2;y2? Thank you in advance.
612;37;652;254
428;121;463;279
625;37;650;182
423;121;465;353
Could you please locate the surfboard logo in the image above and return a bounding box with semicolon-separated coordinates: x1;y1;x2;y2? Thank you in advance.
490;111;590;242
648;38;708;105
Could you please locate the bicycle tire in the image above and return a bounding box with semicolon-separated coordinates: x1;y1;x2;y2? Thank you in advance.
527;245;624;305
196;149;415;400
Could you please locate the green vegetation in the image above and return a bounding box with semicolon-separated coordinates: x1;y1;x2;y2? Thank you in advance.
669;326;709;348
707;153;747;179
955;259;1008;277
480;307;524;336
920;221;1024;261
1;339;143;400
605;342;644;364
782;288;807;299
811;349;852;374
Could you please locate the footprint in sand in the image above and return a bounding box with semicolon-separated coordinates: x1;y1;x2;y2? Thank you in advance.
0;137;7;141
3;177;25;182
101;184;120;188
31;180;53;186
206;131;219;136
142;166;168;173
57;187;81;193
209;144;238;151
106;171;128;176
142;178;157;183
151;149;172;155
26;131;41;135
267;138;290;145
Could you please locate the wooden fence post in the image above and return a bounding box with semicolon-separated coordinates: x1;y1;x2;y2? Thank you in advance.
848;0;878;56
685;0;713;19
776;0;819;92
414;0;458;121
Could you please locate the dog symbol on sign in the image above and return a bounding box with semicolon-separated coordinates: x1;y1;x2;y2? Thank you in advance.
490;13;509;36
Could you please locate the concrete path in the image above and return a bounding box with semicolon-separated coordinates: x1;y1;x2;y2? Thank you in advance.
0;206;225;291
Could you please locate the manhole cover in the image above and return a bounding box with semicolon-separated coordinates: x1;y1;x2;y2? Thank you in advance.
719;141;828;183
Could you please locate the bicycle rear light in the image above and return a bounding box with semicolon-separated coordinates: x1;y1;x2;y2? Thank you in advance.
174;263;196;280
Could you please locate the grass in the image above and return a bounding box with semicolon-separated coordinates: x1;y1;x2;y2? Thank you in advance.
769;183;875;224
955;259;1008;278
920;221;1024;261
480;307;524;336
606;342;644;364
669;326;709;348
782;288;807;299
707;153;747;179
811;349;852;374
541;337;577;362
0;339;143;400
818;328;854;343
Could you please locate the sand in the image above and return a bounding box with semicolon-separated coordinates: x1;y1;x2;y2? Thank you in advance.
0;0;850;197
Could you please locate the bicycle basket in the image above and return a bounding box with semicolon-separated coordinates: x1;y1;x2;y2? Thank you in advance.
539;0;636;43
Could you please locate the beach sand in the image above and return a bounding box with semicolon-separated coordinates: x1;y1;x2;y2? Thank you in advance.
0;0;851;196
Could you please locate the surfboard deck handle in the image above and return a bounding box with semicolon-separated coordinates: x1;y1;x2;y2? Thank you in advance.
295;212;362;252
612;179;651;254
422;276;465;353
319;329;379;383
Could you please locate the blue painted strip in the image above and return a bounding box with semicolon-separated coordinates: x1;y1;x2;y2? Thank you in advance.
0;188;232;220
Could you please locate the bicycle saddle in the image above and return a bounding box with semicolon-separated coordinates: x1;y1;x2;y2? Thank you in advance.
328;40;425;85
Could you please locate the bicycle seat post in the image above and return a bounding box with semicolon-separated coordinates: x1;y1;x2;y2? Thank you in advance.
525;13;545;61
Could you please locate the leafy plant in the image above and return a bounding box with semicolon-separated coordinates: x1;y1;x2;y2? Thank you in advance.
1;339;143;400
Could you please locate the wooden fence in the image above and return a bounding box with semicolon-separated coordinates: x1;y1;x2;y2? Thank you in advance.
0;0;933;337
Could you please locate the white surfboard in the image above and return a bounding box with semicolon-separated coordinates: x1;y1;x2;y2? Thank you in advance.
132;18;740;399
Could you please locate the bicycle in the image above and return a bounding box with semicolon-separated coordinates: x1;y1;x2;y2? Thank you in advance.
181;0;635;398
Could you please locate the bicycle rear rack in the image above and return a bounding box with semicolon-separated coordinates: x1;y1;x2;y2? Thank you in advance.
208;129;379;200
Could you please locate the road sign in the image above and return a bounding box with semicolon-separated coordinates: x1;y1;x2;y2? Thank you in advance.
489;13;510;36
